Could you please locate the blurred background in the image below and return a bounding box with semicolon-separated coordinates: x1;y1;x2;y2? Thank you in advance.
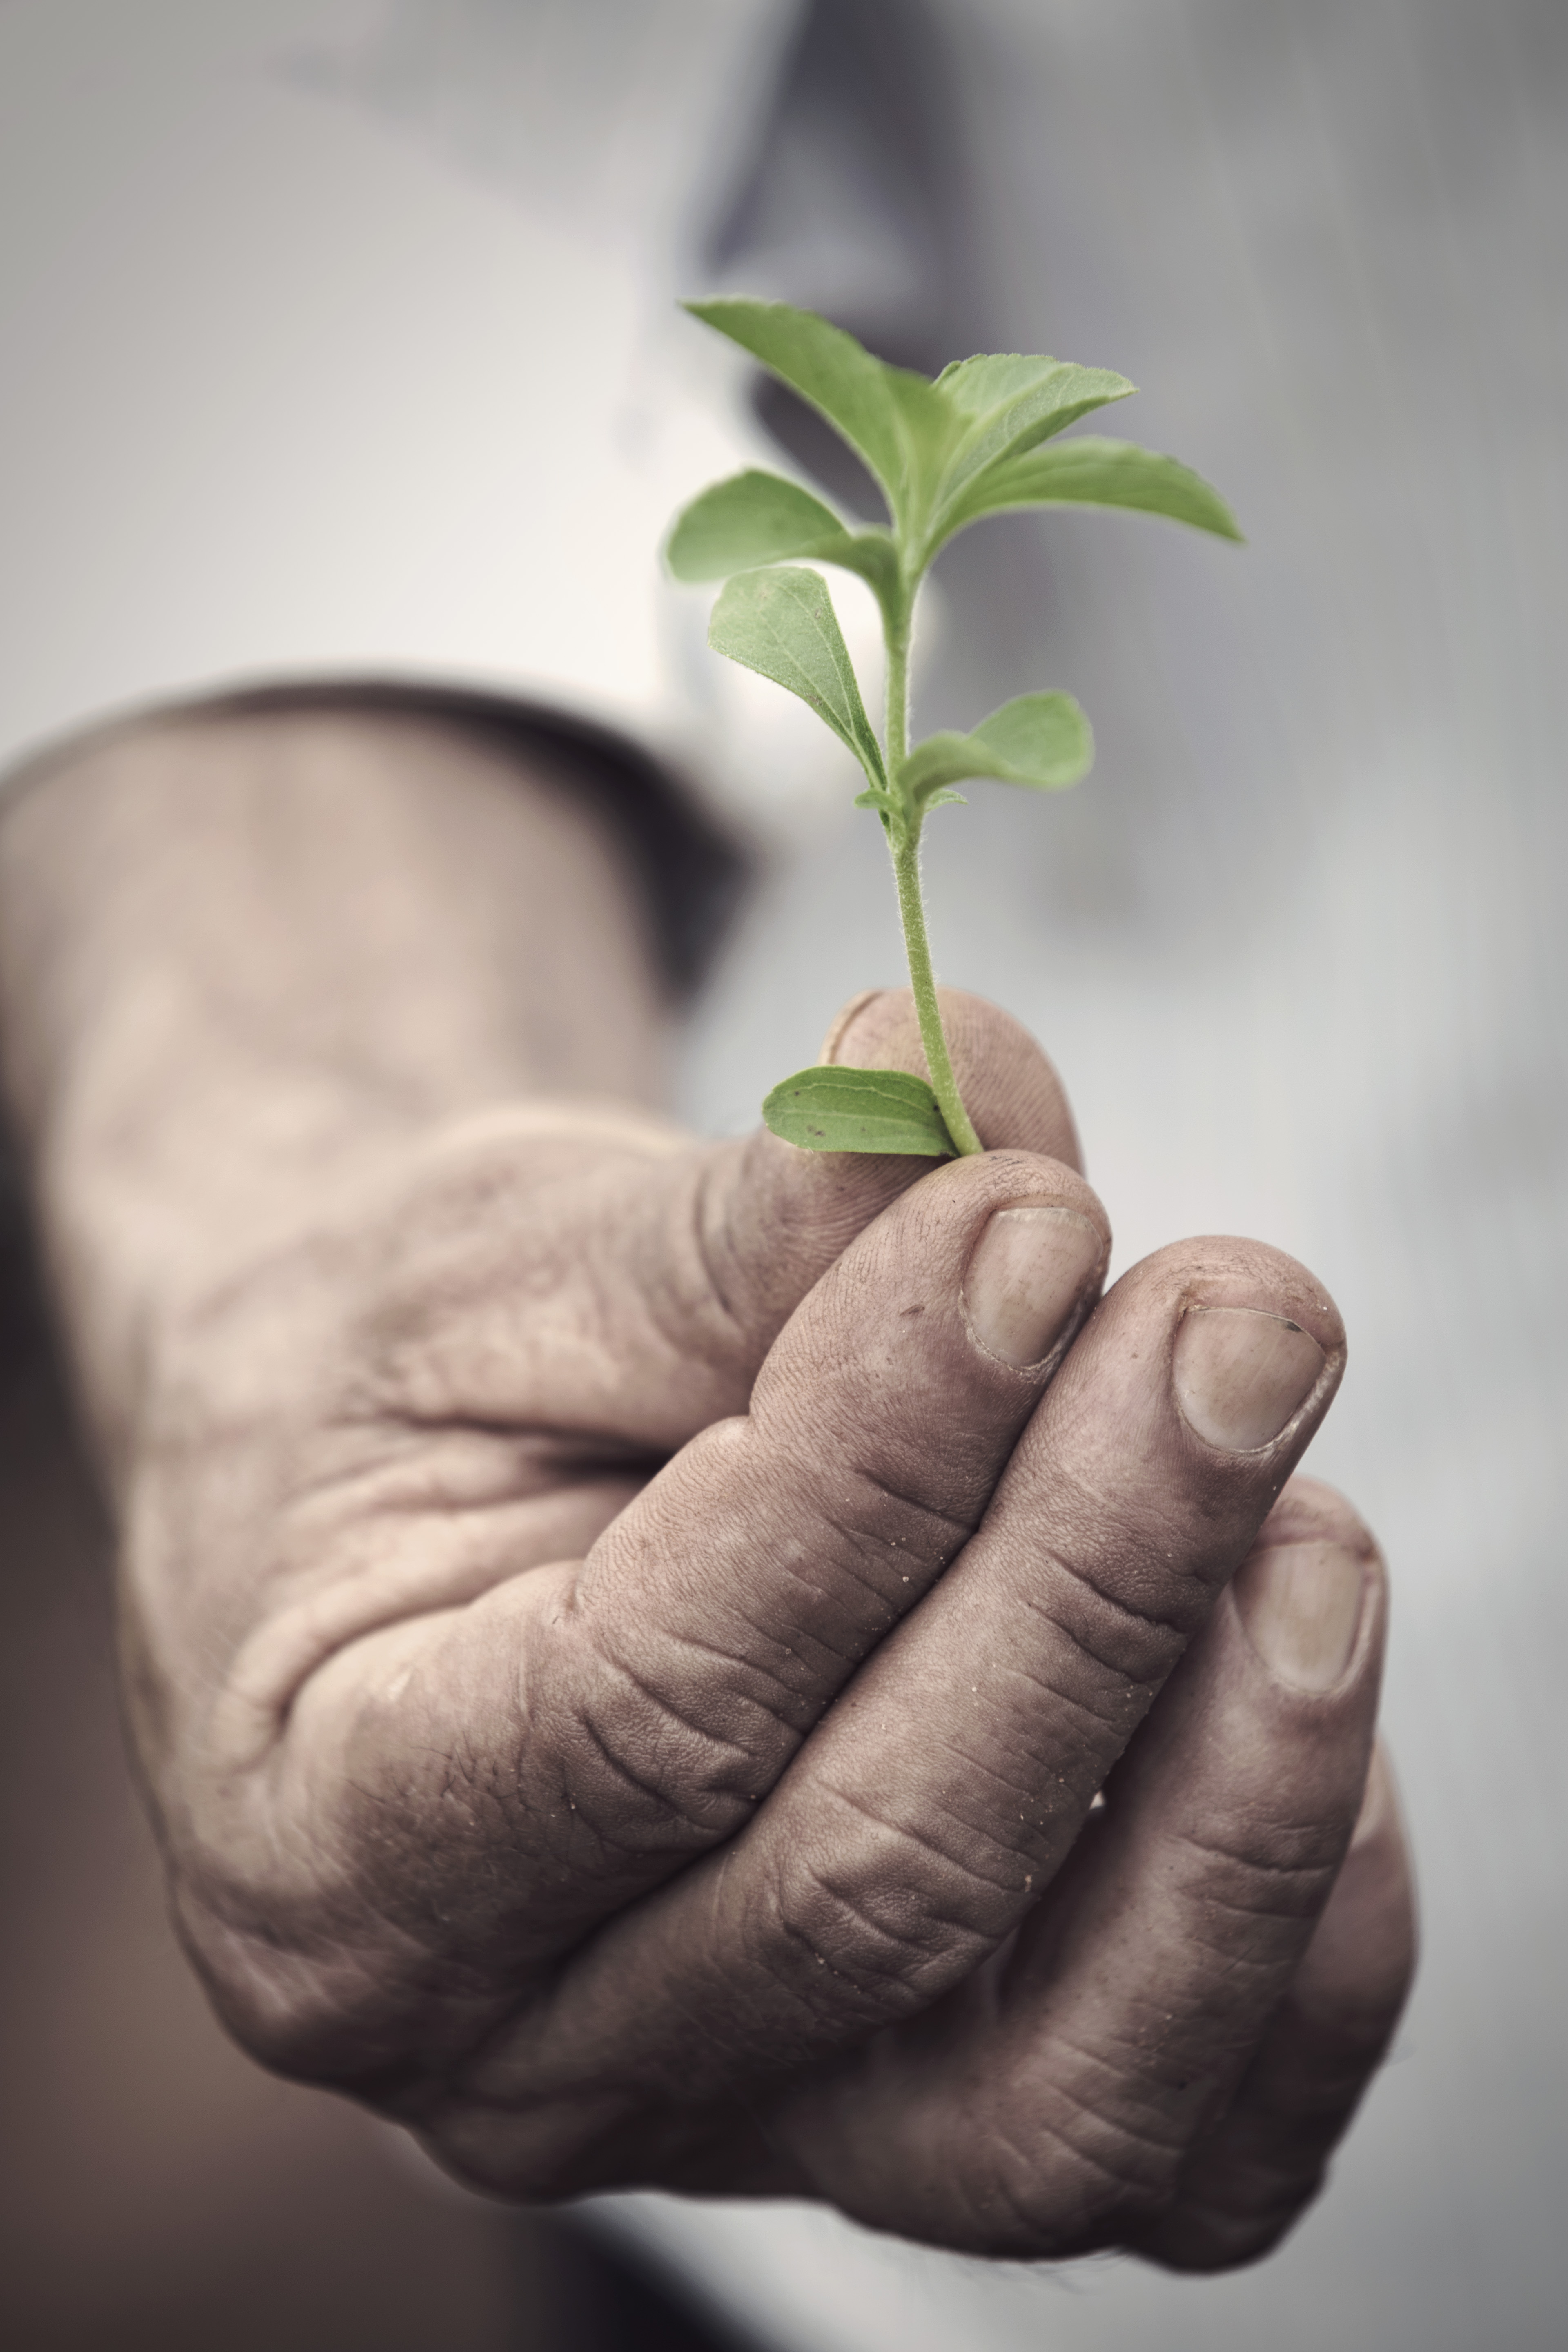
3;2;1566;2347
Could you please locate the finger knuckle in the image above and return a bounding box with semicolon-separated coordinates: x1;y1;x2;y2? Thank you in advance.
552;1610;784;1862
758;1830;1002;2045
964;2092;1192;2256
1174;1817;1345;1959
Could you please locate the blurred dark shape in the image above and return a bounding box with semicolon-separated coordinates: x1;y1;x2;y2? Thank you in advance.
710;0;981;514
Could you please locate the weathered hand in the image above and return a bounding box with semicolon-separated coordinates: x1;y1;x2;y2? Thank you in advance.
124;986;1412;2267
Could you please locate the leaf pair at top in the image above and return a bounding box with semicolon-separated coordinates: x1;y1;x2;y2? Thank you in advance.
666;297;1241;601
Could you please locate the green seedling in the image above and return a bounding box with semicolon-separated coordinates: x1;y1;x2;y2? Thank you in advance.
667;299;1241;1156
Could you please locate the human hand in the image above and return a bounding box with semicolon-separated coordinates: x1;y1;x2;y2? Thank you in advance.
121;984;1413;2267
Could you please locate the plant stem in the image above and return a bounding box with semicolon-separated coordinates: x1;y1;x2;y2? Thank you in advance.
885;607;911;775
884;587;983;1158
891;823;983;1155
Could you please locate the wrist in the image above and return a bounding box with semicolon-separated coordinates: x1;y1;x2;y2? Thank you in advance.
0;697;674;1465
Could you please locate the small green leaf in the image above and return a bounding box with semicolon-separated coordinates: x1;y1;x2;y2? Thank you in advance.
853;783;901;816
762;1065;956;1155
709;567;886;786
666;470;902;614
686;299;906;508
922;786;968;811
940;436;1243;545
935;354;1072;416
931;358;1137;527
667;470;850;579
884;366;966;539
684;298;955;541
900;691;1094;800
971;691;1095;782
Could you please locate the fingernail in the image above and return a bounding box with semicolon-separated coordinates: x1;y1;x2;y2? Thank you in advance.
1174;1305;1326;1450
964;1205;1105;1369
1233;1540;1367;1692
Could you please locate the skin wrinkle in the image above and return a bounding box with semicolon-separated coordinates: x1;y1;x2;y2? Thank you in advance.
907;1773;1089;1887
179;1395;613;1624
1095;1967;1294;2074
813;1774;1031;1903
570;1609;773;1778
624;1430;958;1669
280;1626;594;1960
599;1607;777;1684
765;1358;1027;1510
567;1689;755;1848
592;1540;853;1706
685;1481;941;1646
1013;2056;1196;2182
923;1653;1156;1803
1172;1818;1349;1894
622;1615;826;1727
1003;1580;1184;1716
352;1415;671;1483
222;1530;534;1747
982;2127;1189;2256
178;1886;451;2082
950;2091;1175;2254
797;1495;964;1597
748;1513;946;1635
1170;1896;1333;1964
844;1455;982;1546
764;1853;993;2016
1016;1526;1207;1650
686;1147;751;1347
743;1524;1241;1985
913;1720;1082;1831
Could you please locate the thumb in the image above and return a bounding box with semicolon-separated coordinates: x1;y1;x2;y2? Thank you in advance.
823;985;1082;1165
381;989;1083;1453
625;978;1081;1411
687;985;1083;1369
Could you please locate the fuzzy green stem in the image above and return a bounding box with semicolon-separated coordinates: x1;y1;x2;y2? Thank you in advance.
891;822;982;1155
885;612;911;775
883;588;983;1157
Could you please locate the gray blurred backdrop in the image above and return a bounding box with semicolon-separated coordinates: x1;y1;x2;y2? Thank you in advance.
664;3;1568;2345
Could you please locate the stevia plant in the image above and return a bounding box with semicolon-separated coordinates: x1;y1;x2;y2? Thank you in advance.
667;300;1241;1157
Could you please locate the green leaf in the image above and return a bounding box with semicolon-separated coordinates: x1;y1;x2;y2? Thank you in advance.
667;470;849;579
935;354;1073;416
666;470;901;612
884;365;966;539
708;567;886;786
931;357;1137;522
940;436;1243;545
762;1064;956;1155
971;690;1095;781
899;691;1094;800
686;299;903;499
853;783;902;820
684;298;954;539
